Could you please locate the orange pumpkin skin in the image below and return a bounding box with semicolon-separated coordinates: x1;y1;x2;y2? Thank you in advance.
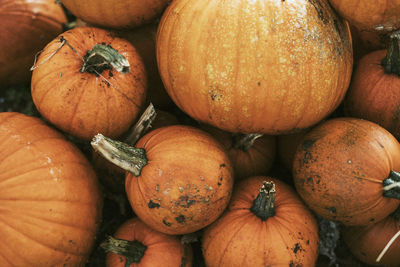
329;0;400;31
62;0;171;29
202;176;319;267
0;112;102;266
342;210;400;267
0;0;67;86
157;0;353;134
293;117;400;226
106;217;193;267
31;27;147;140
126;125;234;235
344;49;400;140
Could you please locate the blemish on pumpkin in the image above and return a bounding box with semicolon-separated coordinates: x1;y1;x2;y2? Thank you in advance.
307;0;327;24
218;182;221;186
220;163;226;168
293;243;301;254
162;219;172;226
175;214;185;223
148;200;160;209
326;206;337;214
302;139;315;150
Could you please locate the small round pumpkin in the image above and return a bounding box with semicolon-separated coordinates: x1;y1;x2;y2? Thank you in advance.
92;125;234;235
293;117;400;226
345;32;400;140
0;0;67;86
202;176;319;267
0;112;102;266
31;26;147;140
156;0;353;134
342;207;400;267
61;0;171;29
103;217;193;267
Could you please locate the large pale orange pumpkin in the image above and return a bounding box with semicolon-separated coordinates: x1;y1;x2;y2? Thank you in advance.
92;125;234;235
31;26;147;140
156;0;353;134
0;0;67;86
293;117;400;226
0;112;102;266
61;0;171;29
202;176;319;267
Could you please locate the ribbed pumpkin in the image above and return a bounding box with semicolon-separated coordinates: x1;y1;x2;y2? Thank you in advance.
0;112;102;266
92;125;234;235
103;217;193;267
61;0;171;29
345;32;400;140
0;0;67;86
342;207;400;267
202;176;319;267
31;26;147;140
329;0;400;32
293;117;400;226
157;0;353;134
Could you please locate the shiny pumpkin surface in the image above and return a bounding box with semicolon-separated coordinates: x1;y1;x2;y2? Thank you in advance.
329;0;400;31
62;0;171;29
202;176;319;267
344;49;400;140
126;125;234;235
157;0;353;134
106;217;193;267
0;112;102;266
31;27;147;140
0;0;67;86
293;117;400;226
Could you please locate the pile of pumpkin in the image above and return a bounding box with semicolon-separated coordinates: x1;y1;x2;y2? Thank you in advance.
1;0;400;266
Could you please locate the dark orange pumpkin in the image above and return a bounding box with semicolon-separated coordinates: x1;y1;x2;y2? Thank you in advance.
329;0;400;32
0;112;102;266
0;0;67;86
61;0;171;29
202;176;319;267
345;32;400;140
103;217;193;267
31;26;147;140
200;124;276;181
157;0;353;134
293;117;400;226
342;207;400;267
92;125;234;235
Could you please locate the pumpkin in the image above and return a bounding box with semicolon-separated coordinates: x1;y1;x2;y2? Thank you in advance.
342;207;400;267
293;117;400;226
329;0;400;32
91;125;234;235
103;217;193;267
200;124;276;181
31;26;147;140
0;0;67;86
0;112;102;266
345;31;400;140
156;0;353;134
202;176;319;267
61;0;171;29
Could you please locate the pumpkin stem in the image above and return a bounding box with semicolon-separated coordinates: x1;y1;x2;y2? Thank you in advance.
100;235;147;266
91;133;147;176
376;228;400;263
124;103;157;145
382;170;400;199
250;181;276;221
232;133;263;152
81;43;130;75
381;30;400;75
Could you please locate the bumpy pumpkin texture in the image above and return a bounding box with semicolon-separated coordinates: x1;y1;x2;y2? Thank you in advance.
157;0;353;134
0;112;102;266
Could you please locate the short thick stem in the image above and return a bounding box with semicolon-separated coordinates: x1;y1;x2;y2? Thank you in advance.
232;133;263;152
381;30;400;75
101;235;147;267
81;43;130;74
250;181;276;221
91;134;147;176
383;170;400;200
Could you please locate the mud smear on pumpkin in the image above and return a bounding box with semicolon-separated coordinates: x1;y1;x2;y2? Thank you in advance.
307;0;327;24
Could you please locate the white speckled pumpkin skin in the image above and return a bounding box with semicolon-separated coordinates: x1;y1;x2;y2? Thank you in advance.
156;0;353;134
